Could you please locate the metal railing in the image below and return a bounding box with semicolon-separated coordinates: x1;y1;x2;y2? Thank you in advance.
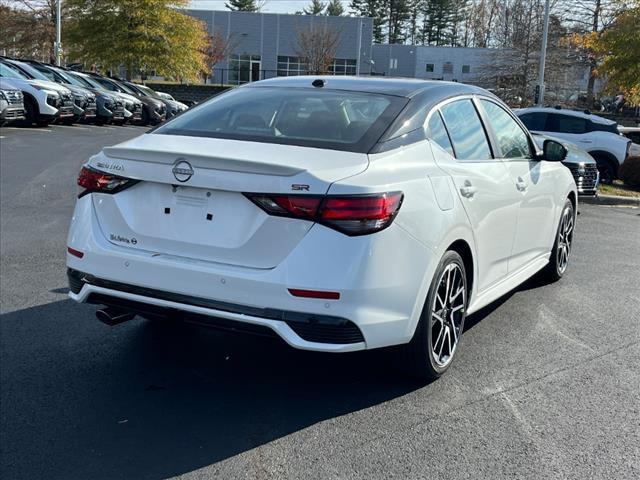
203;68;384;86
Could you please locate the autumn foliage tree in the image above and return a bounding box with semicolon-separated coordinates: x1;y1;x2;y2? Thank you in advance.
572;5;640;103
201;32;239;82
64;0;208;81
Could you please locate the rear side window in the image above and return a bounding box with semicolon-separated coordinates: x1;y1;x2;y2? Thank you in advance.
154;87;407;153
426;111;454;155
440;99;492;160
589;121;618;134
518;112;547;131
548;114;587;134
480;100;531;159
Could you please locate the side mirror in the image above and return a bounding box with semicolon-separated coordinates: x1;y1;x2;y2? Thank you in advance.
543;139;568;162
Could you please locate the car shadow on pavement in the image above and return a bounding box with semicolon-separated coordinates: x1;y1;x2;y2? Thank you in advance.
1;299;426;480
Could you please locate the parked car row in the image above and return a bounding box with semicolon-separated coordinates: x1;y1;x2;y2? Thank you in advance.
0;56;188;128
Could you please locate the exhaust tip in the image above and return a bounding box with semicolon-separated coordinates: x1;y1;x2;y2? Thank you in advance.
96;307;136;326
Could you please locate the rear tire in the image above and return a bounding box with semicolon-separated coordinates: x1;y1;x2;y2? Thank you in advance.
401;250;468;381
593;155;616;184
543;199;575;282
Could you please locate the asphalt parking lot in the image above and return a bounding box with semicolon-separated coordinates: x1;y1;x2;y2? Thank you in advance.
1;124;639;480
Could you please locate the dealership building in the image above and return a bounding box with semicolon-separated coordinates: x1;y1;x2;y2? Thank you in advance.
185;9;374;85
371;44;495;84
183;9;597;101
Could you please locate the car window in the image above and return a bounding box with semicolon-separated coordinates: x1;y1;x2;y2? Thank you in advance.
518;112;547;131
588;121;618;134
155;87;407;153
480;100;531;159
426;111;454;156
548;114;587;134
0;63;27;80
439;99;492;160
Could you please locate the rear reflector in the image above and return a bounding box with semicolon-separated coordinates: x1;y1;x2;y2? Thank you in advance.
288;288;340;300
244;192;403;236
67;247;84;258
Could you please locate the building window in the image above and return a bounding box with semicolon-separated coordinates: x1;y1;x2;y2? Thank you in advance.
426;63;434;73
462;65;471;74
443;62;453;74
277;56;308;77
390;58;398;70
330;58;357;75
228;54;261;85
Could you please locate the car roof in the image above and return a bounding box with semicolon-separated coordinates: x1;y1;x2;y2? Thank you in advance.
515;106;616;126
246;75;488;98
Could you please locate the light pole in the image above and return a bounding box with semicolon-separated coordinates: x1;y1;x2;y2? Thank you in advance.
536;0;551;106
55;0;62;66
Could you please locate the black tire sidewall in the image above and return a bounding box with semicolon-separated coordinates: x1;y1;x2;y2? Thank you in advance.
409;250;468;379
549;199;574;279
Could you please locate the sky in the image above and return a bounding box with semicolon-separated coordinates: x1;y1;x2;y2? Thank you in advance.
189;0;352;14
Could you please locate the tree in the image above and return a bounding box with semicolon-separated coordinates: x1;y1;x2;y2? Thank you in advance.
304;0;327;14
387;0;411;44
326;0;345;15
225;0;260;11
1;0;62;62
65;0;208;81
561;0;627;102
350;0;386;43
202;32;239;82
575;5;640;103
295;23;342;73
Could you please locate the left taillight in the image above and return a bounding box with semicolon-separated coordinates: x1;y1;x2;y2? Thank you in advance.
77;166;137;198
244;192;404;236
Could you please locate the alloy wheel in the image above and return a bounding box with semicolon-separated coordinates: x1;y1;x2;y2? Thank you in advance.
557;207;574;274
431;262;466;367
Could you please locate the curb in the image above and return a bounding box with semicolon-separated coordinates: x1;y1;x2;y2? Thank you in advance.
580;194;640;207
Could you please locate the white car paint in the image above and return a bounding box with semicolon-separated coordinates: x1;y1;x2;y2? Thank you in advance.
516;107;631;169
0;62;71;119
67;79;576;361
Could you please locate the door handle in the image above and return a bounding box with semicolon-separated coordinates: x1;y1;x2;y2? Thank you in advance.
516;177;528;192
460;180;477;198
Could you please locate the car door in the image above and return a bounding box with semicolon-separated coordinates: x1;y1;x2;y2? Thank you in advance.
478;99;557;272
430;98;520;293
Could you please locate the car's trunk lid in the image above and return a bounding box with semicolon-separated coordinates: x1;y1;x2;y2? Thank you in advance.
88;134;369;269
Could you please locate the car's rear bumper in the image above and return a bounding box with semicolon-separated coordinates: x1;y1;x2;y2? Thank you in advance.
66;194;434;352
68;268;366;351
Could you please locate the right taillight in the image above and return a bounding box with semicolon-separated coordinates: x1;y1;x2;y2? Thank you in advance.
77;165;137;198
244;192;403;236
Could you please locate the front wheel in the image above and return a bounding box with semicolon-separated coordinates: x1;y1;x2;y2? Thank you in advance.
401;250;468;381
543;199;575;281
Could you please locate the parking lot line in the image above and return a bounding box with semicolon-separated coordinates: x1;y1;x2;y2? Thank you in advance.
55;125;91;130
1;127;52;132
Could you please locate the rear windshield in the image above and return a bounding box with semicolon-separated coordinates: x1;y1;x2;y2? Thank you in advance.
154;87;407;153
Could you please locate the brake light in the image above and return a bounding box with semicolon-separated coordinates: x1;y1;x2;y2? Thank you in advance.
244;192;403;236
77;166;137;198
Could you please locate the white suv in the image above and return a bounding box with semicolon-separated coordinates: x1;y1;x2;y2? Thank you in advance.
67;78;577;380
0;61;74;126
516;107;631;183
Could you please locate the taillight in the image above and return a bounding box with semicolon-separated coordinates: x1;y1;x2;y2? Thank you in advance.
244;192;403;236
77;166;137;198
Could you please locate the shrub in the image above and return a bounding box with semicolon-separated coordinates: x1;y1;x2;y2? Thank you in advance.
619;156;640;187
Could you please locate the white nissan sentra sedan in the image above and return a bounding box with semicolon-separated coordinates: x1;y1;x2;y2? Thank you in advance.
67;77;577;380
